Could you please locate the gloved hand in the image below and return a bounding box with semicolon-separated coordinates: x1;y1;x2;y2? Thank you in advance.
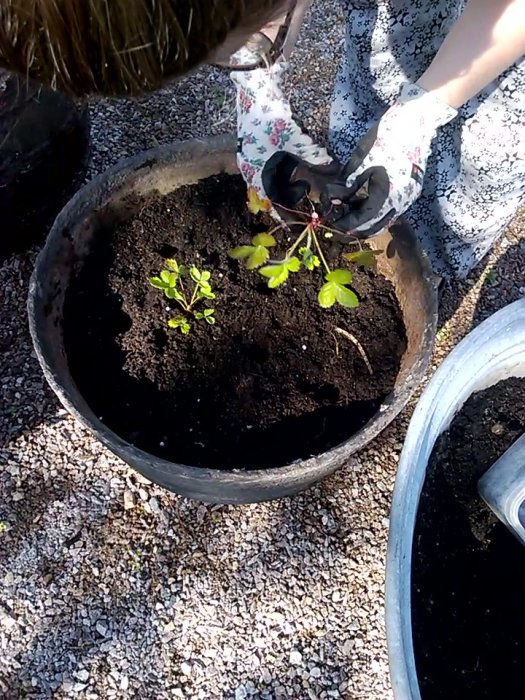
230;59;338;212
320;83;458;237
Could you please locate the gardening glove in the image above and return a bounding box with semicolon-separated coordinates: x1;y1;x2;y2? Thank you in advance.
321;83;458;238
230;58;338;213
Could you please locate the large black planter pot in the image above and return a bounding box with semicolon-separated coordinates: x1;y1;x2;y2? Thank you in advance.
28;135;437;504
0;73;90;261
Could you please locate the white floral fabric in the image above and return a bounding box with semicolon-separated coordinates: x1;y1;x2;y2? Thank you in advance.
330;0;525;277
346;82;457;233
230;60;332;202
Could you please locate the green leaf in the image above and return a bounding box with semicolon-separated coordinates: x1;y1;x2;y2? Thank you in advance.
334;285;359;308
149;276;168;289
168;316;191;334
200;270;211;282
164;259;179;273
318;283;336;308
318;272;360;310
268;269;289;288
246;246;270;270
189;266;201;283
195;308;216;325
259;257;300;288
160;270;177;286
343;249;382;269
251;233;276;248
165;287;184;301
286;257;301;273
258;264;280;279
229;243;270;270
229;246;254;260
197;289;216;300
299;246;321;271
326;268;353;285
259;263;288;287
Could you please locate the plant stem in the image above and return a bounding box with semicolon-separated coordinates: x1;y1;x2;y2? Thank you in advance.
311;229;331;274
285;226;309;259
189;284;199;310
178;277;190;312
274;202;310;219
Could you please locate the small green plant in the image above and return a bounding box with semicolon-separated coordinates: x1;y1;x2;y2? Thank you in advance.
149;258;216;333
483;268;499;287
129;547;144;573
229;187;381;310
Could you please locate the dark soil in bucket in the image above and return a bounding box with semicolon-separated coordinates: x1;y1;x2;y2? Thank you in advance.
412;377;525;699
63;174;406;469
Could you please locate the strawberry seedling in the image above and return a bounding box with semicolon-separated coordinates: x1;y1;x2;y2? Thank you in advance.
149;258;216;334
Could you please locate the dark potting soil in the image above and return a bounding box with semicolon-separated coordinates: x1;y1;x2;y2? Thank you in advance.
64;174;406;469
412;377;525;699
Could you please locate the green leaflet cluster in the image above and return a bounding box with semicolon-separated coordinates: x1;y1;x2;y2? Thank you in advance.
229;214;381;310
149;258;216;334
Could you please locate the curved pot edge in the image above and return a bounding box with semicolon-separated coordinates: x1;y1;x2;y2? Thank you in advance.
385;296;525;699
27;135;438;504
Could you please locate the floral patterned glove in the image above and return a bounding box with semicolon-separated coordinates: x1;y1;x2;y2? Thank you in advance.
321;83;458;237
230;59;335;211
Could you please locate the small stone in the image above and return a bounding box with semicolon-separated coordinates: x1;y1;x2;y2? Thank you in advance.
181;662;192;676
332;590;342;603
73;683;87;693
235;686;247;700
491;422;505;435
120;676;129;691
4;571;14;586
95;621;107;636
12;491;24;502
75;669;89;682
289;651;302;665
123;490;135;510
138;488;149;501
1;613;16;629
148;497;160;513
310;667;321;678
133;472;152;486
261;668;272;684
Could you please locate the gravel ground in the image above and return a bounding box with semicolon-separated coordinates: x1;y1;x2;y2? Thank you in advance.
1;2;524;698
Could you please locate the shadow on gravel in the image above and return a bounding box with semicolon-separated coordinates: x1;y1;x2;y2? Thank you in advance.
438;238;525;330
472;237;525;324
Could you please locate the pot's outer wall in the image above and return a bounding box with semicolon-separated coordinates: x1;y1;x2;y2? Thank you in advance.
28;134;437;504
385;297;525;700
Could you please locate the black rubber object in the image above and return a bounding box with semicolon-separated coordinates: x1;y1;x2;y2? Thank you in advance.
0;72;90;261
28;135;438;504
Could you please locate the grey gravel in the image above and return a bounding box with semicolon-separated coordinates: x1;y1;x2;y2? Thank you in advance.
1;1;524;698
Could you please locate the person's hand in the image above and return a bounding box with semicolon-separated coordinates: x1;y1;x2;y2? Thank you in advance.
230;59;338;213
320;83;457;238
